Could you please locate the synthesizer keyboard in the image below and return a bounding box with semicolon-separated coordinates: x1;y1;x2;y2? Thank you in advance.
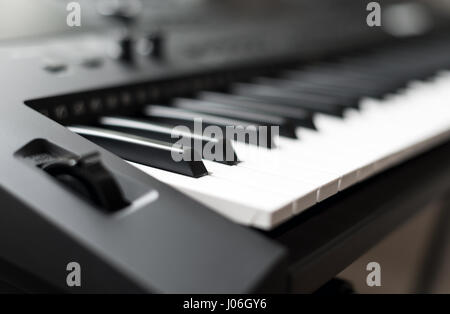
65;34;450;230
0;0;449;293
100;39;450;230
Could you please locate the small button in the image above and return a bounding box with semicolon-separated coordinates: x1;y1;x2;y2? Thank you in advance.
135;88;147;104
88;97;103;112
80;56;103;69
106;94;119;109
72;101;87;116
43;59;67;73
54;105;69;120
120;91;132;106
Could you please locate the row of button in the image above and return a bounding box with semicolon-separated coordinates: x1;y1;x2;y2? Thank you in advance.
31;64;275;123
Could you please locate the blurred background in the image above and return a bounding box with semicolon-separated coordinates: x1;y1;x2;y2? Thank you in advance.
339;200;450;293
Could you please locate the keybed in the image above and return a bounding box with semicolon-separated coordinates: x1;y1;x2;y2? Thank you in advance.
69;36;450;230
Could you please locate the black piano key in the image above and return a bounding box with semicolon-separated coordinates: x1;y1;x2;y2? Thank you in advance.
173;98;297;139
69;126;209;178
233;83;346;117
288;39;450;99
98;116;239;165
311;60;419;86
142;105;276;148
284;71;390;99
295;52;429;85
297;63;406;89
327;44;450;83
348;55;449;82
198;91;316;129
255;77;360;109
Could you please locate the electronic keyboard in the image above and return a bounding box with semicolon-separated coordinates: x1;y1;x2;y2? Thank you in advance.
0;0;449;293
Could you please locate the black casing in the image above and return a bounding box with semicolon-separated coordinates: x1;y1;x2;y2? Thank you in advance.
0;0;448;293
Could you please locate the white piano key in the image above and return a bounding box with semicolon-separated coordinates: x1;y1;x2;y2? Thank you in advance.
128;161;295;229
231;141;341;201
202;160;317;214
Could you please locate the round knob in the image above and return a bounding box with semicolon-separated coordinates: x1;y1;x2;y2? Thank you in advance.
147;33;164;60
109;35;134;63
137;32;165;61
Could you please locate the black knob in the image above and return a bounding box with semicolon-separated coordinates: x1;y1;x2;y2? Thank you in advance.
137;32;165;61
108;34;134;64
40;153;129;212
112;35;134;63
147;33;164;60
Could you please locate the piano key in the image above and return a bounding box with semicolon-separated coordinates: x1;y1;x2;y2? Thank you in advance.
129;161;298;229
282;71;386;101
198;91;316;129
284;70;391;99
296;56;429;87
280;76;449;187
298;79;449;181
301;61;409;82
342;47;450;74
314;52;450;86
69;126;209;178
142;105;276;148
202;160;318;212
173;98;297;138
254;77;360;108
228;141;342;201
98;116;239;165
233;83;346;116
